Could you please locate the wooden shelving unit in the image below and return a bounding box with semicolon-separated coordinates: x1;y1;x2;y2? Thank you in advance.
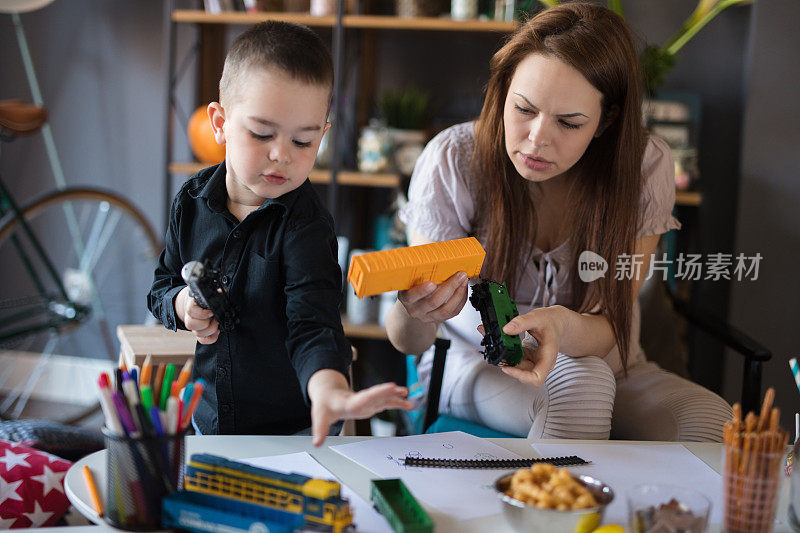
169;162;700;204
169;163;400;188
675;190;703;207
168;10;704;206
341;316;388;340
168;162;215;176
172;10;518;32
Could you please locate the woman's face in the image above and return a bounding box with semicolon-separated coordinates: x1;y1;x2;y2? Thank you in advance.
503;52;604;184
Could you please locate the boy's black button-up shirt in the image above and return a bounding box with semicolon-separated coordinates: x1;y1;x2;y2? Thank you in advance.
147;163;351;435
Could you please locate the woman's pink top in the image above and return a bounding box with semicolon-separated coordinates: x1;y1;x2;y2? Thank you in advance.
399;122;681;380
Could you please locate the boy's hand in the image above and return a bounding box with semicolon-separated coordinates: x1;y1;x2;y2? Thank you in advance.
175;286;220;344
308;370;413;447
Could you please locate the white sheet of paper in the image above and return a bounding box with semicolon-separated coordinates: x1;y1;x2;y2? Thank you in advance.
329;431;522;520
533;443;723;525
241;452;392;533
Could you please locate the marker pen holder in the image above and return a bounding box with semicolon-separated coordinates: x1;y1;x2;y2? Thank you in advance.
103;428;187;530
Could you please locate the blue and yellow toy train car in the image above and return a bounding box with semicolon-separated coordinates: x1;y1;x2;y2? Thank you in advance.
184;453;353;532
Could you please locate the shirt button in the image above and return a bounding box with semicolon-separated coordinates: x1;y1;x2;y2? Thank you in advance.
221;275;229;285
220;404;232;414
233;230;241;239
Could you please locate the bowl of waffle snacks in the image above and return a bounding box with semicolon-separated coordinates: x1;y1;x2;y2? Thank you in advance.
495;462;614;533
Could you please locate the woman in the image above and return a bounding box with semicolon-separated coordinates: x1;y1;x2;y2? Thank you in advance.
385;2;732;441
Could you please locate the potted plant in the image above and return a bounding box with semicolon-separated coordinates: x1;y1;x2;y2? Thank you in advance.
531;0;754;96
377;87;432;175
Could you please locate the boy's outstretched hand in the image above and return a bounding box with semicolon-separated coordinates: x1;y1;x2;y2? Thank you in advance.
307;369;414;447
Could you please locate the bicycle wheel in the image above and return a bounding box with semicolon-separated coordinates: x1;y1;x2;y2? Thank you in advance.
0;187;162;422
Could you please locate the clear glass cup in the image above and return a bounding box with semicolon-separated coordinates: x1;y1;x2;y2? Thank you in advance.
722;443;784;533
627;484;710;533
787;439;800;532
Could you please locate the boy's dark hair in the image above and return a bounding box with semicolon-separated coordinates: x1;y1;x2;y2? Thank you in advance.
219;21;334;106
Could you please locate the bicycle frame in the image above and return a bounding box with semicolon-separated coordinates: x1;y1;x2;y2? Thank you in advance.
0;173;90;344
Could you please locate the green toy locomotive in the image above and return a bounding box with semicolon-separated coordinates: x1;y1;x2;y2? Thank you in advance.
469;279;523;367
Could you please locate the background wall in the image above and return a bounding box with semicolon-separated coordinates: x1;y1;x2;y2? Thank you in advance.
0;1;796;417
0;1;171;363
0;1;167;214
726;0;800;428
625;1;751;398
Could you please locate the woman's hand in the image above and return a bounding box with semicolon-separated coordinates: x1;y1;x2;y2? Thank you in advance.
397;271;470;324
493;305;569;388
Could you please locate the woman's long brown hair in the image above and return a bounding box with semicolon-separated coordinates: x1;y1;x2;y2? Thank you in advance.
473;2;646;368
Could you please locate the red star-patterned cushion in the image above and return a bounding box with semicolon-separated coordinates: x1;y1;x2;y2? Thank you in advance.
0;439;72;528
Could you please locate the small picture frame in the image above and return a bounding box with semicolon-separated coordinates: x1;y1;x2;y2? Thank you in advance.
648;120;694;150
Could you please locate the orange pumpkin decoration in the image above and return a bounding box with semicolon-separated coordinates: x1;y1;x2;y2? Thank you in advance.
188;106;226;164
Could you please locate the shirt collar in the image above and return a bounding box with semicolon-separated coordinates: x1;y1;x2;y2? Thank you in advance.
258;179;307;213
189;163;228;213
189;162;308;216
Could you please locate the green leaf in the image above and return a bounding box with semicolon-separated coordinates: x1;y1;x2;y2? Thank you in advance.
641;45;676;97
665;0;753;55
607;0;624;16
377;87;431;130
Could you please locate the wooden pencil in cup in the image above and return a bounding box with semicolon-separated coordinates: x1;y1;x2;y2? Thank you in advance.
741;412;757;529
758;409;783;524
752;387;775;527
724;405;747;530
757;387;775;432
723;388;788;532
724;404;742;530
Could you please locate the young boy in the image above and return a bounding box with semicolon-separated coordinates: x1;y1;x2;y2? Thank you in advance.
148;21;412;445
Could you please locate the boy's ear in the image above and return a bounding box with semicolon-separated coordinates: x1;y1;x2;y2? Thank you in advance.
594;104;619;138
207;102;227;145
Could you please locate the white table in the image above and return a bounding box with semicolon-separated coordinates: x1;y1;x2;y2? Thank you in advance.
64;436;795;532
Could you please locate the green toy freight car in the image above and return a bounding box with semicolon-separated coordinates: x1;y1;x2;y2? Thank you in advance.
370;478;433;533
469;279;523;366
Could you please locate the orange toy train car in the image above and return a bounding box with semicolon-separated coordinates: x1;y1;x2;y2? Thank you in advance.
347;237;486;298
